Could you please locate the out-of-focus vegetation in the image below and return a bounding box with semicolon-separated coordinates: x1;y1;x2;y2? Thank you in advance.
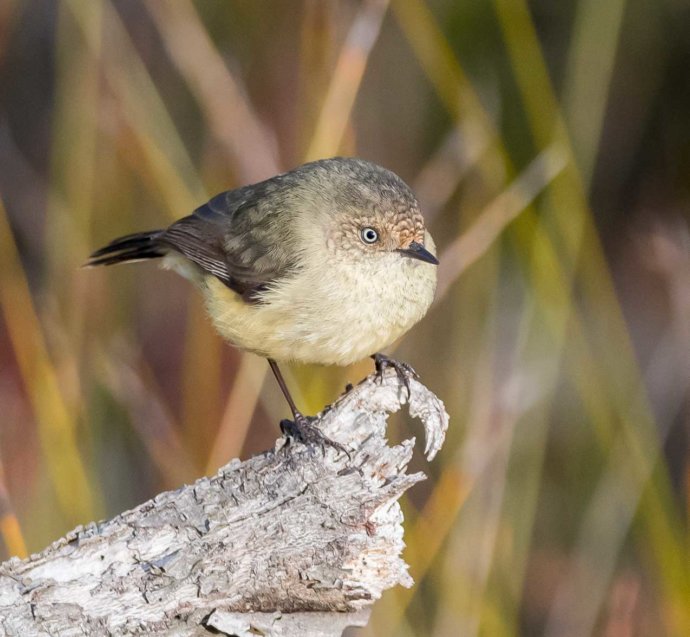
1;0;689;634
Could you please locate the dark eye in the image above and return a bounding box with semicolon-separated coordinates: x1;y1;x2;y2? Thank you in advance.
360;227;379;244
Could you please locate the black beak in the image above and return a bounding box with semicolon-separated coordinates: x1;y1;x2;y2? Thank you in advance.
397;241;439;265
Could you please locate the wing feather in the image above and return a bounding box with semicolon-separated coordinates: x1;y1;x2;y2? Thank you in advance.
160;180;300;300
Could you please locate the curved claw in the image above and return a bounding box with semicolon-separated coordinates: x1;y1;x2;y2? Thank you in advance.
371;353;419;399
280;414;351;460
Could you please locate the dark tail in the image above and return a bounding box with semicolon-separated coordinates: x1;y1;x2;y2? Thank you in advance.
86;230;166;267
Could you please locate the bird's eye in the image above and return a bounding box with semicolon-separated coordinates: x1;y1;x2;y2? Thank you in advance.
360;227;379;244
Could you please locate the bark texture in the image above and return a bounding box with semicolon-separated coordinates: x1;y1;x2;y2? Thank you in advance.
0;369;448;636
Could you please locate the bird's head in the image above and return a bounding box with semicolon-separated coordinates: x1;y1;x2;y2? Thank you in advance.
297;157;438;267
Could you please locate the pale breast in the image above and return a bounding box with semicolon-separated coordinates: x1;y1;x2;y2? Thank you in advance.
199;249;436;366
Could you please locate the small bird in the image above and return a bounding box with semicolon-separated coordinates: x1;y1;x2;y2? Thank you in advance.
87;157;438;445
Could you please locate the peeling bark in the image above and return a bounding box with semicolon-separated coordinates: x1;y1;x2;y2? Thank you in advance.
0;369;448;636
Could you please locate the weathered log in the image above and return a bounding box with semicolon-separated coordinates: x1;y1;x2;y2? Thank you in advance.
0;368;448;636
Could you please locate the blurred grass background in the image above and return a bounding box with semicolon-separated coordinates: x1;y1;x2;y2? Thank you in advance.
1;0;689;634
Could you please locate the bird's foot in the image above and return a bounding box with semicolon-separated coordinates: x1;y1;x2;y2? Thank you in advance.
280;413;351;460
372;352;419;400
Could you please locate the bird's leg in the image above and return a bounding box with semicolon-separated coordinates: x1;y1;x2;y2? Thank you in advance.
371;352;419;399
268;358;303;421
267;359;349;457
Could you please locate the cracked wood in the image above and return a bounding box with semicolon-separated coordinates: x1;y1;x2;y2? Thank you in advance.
0;368;448;636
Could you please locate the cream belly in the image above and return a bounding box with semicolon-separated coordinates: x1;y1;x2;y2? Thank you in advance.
198;252;436;366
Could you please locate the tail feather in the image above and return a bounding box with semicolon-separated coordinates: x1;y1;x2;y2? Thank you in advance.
86;230;166;267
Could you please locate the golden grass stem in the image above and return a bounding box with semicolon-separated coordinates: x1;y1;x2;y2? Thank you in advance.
99;351;198;488
436;144;568;301
563;0;627;185
0;197;96;526
145;0;280;183
205;354;268;474
0;461;27;559
305;0;390;161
